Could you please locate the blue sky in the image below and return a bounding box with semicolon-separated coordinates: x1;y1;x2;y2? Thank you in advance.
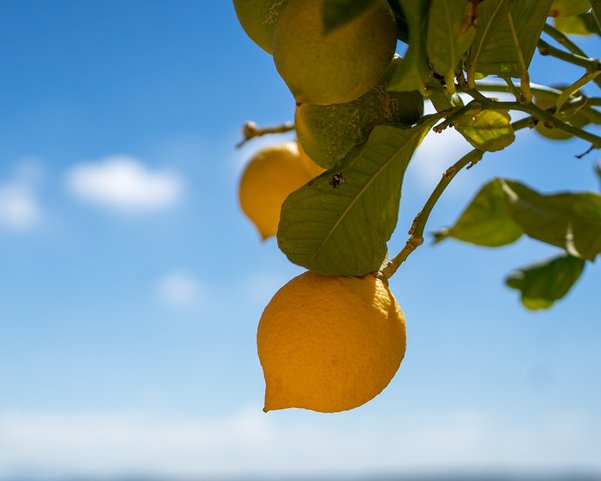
0;1;600;478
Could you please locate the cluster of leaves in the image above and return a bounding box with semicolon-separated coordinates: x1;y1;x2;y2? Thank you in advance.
248;0;601;310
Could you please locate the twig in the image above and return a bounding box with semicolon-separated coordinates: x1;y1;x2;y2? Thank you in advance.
236;121;295;148
538;39;601;72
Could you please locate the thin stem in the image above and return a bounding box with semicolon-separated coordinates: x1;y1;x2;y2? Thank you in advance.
472;81;601;121
538;30;601;90
236;121;295;148
538;38;601;72
501;76;523;102
474;81;564;98
543;23;588;57
381;149;484;279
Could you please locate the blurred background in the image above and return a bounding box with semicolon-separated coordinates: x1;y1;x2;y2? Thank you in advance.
0;1;600;480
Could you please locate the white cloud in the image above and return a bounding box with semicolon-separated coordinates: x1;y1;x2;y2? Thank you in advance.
0;407;599;479
65;156;183;213
0;161;43;231
156;271;205;308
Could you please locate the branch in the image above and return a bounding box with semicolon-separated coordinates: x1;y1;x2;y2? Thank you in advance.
538;38;601;72
461;92;601;148
539;24;601;89
380;101;600;279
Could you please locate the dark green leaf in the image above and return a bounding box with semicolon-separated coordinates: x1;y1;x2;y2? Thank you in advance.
595;159;601;188
590;0;601;32
501;179;601;260
278;122;434;276
322;0;378;33
426;0;477;77
454;109;516;152
388;0;432;93
505;254;586;310
387;0;410;42
433;178;523;246
467;0;552;78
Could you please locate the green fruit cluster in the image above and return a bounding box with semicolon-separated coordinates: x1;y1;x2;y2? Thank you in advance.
234;0;424;167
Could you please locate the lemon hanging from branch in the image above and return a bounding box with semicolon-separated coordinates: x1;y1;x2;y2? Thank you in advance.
258;271;407;413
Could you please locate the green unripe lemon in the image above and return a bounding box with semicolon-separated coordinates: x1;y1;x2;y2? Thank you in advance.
233;0;288;53
296;86;423;168
273;0;398;105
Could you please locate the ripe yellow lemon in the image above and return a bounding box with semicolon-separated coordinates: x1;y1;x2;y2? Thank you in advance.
233;0;288;53
273;0;398;105
257;271;406;413
239;141;323;239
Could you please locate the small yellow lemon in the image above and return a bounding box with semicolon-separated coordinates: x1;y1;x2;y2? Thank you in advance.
273;0;398;105
257;271;406;413
239;141;323;239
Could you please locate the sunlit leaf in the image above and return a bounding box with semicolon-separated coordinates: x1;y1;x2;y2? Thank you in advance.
505;254;586;310
501;179;601;260
278;122;434;276
554;12;601;36
433;178;523;246
549;0;591;18
426;0;477;77
454;109;515;152
467;0;552;78
322;0;378;33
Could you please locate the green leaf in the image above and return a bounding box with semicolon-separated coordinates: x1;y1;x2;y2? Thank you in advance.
454;109;515;152
433;178;523;246
467;0;552;79
550;0;591;17
501;179;601;260
278;122;434;276
505;254;586;310
322;0;378;33
387;0;432;94
554;12;601;36
595;159;601;187
533;87;601;141
426;0;477;77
